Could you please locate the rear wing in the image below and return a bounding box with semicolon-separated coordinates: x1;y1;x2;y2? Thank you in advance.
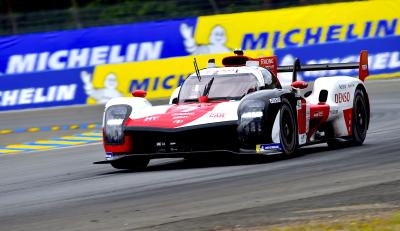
276;50;369;82
221;50;369;82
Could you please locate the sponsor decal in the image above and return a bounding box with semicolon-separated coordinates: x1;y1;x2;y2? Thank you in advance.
313;111;324;118
106;152;113;160
335;92;351;104
296;100;302;110
256;143;282;153
209;112;225;118
299;133;307;145
269;97;281;104
144;116;159;122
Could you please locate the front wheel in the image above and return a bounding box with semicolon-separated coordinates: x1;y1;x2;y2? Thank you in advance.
280;99;298;155
111;158;150;170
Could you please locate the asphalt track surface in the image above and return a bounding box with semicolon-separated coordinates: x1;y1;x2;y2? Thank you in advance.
0;79;400;231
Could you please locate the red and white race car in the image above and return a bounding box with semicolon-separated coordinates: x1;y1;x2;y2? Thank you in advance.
95;50;370;170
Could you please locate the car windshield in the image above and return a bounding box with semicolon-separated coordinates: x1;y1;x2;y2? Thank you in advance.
179;73;259;103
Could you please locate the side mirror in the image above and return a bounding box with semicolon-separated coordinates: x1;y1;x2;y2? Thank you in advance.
132;90;147;98
198;96;209;103
291;80;308;89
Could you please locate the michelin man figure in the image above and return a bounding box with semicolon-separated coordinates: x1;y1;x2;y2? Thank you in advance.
80;71;123;104
180;23;231;55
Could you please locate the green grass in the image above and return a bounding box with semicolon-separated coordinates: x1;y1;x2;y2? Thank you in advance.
259;211;400;231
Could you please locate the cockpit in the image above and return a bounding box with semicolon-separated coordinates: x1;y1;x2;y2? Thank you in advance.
178;73;257;103
178;68;279;103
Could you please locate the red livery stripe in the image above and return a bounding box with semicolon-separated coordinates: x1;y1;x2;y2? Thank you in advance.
125;102;221;129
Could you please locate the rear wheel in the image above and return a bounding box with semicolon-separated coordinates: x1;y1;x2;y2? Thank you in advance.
111;158;150;170
327;88;368;148
351;89;368;145
280;99;298;155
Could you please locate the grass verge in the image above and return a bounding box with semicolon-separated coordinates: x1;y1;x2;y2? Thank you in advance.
250;211;400;231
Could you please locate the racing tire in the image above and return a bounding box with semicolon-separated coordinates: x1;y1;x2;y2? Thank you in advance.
351;89;368;145
111;158;150;170
280;99;298;155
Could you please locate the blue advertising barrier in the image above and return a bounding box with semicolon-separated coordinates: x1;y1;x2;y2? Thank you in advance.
0;34;399;111
0;68;90;111
0;18;197;75
274;36;400;82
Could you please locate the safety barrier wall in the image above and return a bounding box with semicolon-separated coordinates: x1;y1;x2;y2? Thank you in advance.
0;0;399;111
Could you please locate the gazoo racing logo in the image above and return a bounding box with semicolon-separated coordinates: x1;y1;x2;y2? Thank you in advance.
335;92;351;104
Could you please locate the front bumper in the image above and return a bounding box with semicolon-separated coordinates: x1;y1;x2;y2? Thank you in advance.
98;121;283;164
124;122;240;153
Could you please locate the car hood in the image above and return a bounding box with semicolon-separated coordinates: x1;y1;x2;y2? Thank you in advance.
125;101;240;129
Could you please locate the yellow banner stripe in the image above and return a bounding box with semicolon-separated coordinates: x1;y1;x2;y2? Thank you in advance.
0;130;13;134
60;136;102;141
35;140;85;145
69;125;80;129
81;132;102;137
0;149;22;153
367;72;400;80
51;126;61;131
6;144;55;150
27;127;40;132
87;124;98;129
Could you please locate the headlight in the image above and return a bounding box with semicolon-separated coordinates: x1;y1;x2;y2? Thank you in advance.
241;111;263;119
106;118;124;126
104;105;130;144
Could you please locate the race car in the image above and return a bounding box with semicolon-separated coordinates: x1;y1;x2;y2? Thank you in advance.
94;50;370;170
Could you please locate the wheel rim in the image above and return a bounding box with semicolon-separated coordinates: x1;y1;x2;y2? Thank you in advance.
281;107;294;150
